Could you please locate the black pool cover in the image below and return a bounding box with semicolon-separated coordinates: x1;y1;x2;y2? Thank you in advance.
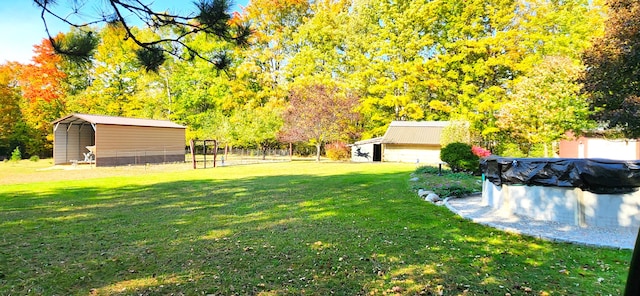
481;156;640;194
480;157;640;293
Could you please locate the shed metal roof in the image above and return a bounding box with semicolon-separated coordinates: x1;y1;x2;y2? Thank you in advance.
381;121;449;145
353;137;384;146
52;113;186;129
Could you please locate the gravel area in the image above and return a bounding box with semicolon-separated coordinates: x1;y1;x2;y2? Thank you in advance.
445;194;639;250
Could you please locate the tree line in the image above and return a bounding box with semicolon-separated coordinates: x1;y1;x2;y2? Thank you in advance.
1;0;636;159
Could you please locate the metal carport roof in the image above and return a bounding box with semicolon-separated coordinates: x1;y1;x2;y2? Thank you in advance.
52;113;185;129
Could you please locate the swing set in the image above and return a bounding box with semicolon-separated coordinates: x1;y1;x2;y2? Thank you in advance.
189;139;223;169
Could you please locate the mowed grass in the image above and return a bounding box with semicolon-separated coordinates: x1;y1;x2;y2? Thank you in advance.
0;161;632;295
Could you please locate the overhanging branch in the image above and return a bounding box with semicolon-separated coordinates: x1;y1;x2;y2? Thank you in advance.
33;0;252;70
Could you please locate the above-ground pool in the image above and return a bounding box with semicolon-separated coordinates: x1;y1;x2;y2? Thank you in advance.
481;157;640;229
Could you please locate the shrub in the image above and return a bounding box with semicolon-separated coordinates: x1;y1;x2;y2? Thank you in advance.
440;142;479;173
10;147;21;162
433;184;477;198
471;146;491;158
29;155;40;162
325;142;350;161
414;165;450;175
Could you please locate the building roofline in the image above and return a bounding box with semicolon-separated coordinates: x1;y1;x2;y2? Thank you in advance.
52;113;186;129
352;137;384;145
381;121;449;145
388;121;450;127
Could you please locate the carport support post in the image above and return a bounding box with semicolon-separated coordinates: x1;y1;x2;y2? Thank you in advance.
190;139;196;169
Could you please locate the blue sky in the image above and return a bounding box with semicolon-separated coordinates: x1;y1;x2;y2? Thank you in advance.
0;0;249;64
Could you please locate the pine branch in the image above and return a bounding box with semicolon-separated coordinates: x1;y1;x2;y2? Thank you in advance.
34;0;252;71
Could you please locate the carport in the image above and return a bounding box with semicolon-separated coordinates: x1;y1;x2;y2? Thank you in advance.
52;113;186;166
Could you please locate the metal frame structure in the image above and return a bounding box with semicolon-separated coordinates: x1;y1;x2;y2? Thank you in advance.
189;139;218;169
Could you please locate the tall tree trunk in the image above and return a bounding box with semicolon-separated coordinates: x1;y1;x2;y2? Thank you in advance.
316;143;321;162
544;143;549;158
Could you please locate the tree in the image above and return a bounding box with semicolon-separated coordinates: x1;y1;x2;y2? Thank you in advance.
229;105;283;158
57;29;99;96
20;39;67;105
167;36;236;136
70;24;145;116
287;0;349;84
16;0;609;157
0;63;24;157
583;0;640;137
420;0;603;145
516;0;606;65
418;0;521;143
345;0;440;137
18;38;69;157
233;0;311;108
67;24;179;118
34;0;251;70
440;121;471;147
496;56;593;156
279;84;360;161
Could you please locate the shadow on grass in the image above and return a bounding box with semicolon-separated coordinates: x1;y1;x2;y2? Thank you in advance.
0;167;631;295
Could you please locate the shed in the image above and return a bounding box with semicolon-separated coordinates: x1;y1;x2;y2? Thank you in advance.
380;121;449;164
559;135;640;160
52;114;186;166
351;137;383;162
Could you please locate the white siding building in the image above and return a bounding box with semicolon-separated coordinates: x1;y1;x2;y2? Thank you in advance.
351;121;449;164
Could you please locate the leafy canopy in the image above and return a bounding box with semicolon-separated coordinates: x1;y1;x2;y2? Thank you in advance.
279;83;360;161
582;0;640;137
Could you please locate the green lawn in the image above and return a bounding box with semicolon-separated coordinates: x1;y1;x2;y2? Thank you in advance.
0;161;632;295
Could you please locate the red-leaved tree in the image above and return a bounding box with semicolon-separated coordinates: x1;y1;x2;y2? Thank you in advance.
582;0;640;137
18;38;68;156
279;84;360;161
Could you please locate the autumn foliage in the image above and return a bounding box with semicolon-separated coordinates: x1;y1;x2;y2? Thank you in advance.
583;0;640;138
20;39;66;104
325;142;351;161
279;84;359;161
0;0;630;159
471;146;491;158
3;38;69;157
